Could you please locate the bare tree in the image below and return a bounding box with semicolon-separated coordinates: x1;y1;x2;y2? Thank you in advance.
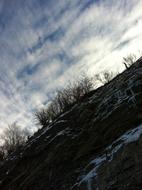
35;74;94;127
70;75;94;101
123;54;137;69
94;71;117;85
0;123;30;155
35;109;50;127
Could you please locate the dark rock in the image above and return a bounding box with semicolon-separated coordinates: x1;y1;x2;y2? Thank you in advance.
0;60;142;190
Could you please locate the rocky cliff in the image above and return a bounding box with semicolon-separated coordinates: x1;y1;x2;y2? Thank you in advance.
0;59;142;190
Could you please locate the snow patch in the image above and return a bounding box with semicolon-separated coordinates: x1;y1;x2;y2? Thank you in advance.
79;124;142;188
24;119;68;149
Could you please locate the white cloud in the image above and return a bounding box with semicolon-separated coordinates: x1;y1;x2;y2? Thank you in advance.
0;0;142;132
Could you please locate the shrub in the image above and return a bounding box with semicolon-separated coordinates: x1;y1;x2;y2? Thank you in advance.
35;75;94;127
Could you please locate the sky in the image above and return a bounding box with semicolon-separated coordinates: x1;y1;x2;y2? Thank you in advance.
0;0;142;133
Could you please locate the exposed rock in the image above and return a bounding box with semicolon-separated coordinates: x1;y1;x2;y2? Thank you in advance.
0;59;142;190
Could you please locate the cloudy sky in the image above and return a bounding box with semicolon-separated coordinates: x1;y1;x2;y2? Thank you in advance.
0;0;142;133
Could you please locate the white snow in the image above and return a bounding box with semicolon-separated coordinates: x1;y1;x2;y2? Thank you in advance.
46;128;71;144
107;124;142;161
90;155;106;165
89;68;142;122
78;124;142;188
24;119;68;149
120;125;142;143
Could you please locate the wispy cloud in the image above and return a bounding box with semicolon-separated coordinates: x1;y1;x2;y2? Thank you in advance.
0;0;142;133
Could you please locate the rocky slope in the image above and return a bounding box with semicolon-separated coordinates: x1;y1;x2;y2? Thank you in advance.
0;59;142;190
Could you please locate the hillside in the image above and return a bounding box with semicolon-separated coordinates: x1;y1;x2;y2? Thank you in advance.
0;59;142;190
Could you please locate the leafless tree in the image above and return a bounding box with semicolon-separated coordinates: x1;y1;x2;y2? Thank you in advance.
35;109;50;127
0;123;30;155
94;71;117;85
123;54;137;69
35;74;94;127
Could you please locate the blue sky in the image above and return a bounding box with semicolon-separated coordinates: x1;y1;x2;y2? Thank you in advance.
0;0;142;133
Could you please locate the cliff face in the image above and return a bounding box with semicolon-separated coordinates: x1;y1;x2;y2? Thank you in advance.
0;59;142;190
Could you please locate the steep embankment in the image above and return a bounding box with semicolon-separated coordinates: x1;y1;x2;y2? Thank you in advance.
0;59;142;190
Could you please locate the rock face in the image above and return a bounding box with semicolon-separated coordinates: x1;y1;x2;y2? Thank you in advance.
0;59;142;190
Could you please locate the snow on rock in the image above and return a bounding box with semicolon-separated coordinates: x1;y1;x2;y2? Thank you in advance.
23;104;78;152
89;65;142;122
47;128;71;144
107;124;142;160
78;124;142;188
24;120;68;150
